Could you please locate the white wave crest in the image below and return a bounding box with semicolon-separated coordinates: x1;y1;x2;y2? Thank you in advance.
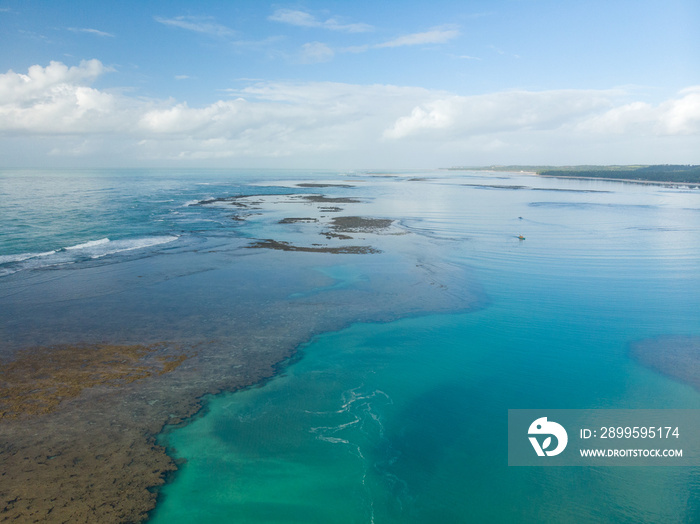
65;238;110;250
87;236;178;258
0;250;56;265
0;236;179;276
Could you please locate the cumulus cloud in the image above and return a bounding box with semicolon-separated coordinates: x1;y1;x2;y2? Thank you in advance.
578;87;700;136
0;59;109;104
0;60;147;137
269;9;373;33
137;82;430;147
661;87;700;134
384;89;618;139
1;60;699;166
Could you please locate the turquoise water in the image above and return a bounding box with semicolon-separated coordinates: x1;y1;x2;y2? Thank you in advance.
3;169;700;522
149;173;700;522
0;168;309;276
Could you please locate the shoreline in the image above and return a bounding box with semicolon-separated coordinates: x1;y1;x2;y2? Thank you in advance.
537;173;700;188
446;166;700;188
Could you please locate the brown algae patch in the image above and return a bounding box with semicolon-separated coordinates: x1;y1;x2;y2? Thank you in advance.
0;343;189;420
278;217;319;224
0;342;195;522
323;232;353;240
630;335;700;391
330;216;394;233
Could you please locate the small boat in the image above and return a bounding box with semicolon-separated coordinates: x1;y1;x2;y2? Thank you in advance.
518;234;525;240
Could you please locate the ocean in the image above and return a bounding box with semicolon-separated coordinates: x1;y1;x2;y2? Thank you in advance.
2;168;700;522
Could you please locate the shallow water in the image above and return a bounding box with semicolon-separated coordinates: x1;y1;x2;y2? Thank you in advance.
2;168;700;522
145;171;700;523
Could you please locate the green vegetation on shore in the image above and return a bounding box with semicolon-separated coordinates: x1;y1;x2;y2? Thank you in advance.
448;165;700;184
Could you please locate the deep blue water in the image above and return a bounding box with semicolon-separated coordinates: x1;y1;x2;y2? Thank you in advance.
2;169;700;522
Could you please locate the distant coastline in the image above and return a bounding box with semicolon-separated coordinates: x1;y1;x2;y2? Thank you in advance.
447;165;700;187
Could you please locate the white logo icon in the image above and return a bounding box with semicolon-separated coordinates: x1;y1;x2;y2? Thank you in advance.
528;417;568;456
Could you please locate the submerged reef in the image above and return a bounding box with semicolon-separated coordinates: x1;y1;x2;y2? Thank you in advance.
0;342;196;523
0;343;188;420
0;181;480;522
630;336;700;391
0;334;291;523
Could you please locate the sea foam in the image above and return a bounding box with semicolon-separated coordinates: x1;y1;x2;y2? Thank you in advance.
65;238;111;251
0;236;179;276
77;236;178;258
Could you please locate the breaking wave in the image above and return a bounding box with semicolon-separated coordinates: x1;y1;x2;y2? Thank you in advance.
0;236;178;277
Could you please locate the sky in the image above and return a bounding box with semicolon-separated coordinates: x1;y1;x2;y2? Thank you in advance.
0;0;698;169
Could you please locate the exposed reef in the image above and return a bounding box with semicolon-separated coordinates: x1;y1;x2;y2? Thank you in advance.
300;195;361;204
295;183;356;188
329;216;394;233
247;239;380;254
278;217;319;224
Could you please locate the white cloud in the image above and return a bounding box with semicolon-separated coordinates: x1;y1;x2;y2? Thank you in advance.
376;27;460;48
1;60;699;167
384;89;618;139
661;87;700;134
0;60;141;137
578;87;700;136
0;59;110;104
154;16;236;38
269;9;373;33
269;9;317;27
341;26;461;54
299;42;335;63
68;27;114;37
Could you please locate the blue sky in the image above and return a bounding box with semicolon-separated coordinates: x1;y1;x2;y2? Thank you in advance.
1;0;698;168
